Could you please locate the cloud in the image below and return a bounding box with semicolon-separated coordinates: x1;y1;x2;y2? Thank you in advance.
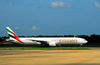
67;4;72;7
14;27;20;30
94;1;100;8
51;1;65;8
31;26;39;31
13;26;39;31
51;1;72;8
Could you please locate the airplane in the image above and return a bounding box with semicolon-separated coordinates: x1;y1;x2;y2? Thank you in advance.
6;27;88;47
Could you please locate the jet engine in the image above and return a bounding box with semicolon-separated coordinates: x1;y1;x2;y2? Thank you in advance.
49;42;56;46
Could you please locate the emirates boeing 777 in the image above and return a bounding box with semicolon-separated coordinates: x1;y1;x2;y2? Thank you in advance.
6;27;87;47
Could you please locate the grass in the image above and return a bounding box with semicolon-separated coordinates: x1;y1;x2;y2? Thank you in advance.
0;47;90;50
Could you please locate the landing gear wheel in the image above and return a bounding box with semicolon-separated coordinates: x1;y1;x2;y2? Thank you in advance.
56;44;61;47
41;44;49;47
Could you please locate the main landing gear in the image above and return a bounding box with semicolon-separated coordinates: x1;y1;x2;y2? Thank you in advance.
80;44;83;47
41;44;49;47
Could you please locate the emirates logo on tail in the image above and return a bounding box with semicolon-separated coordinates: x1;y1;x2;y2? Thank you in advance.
6;27;24;44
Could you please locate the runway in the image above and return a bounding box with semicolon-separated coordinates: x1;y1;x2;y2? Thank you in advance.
0;48;100;65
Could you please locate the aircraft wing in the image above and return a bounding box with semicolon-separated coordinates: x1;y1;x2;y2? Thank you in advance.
26;39;58;46
25;39;49;44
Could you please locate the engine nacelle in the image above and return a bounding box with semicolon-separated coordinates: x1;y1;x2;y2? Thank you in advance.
49;42;56;46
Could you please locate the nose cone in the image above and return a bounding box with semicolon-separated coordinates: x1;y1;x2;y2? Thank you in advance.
84;40;88;43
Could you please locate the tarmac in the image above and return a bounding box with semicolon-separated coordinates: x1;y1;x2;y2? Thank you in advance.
0;48;100;65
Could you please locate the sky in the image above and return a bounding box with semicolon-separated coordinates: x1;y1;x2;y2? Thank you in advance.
0;0;100;36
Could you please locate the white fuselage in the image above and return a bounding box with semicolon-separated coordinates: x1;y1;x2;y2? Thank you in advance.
7;37;88;46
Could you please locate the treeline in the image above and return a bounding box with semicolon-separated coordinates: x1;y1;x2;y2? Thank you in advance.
0;34;100;43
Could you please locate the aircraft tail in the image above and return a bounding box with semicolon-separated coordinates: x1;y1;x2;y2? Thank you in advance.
6;27;23;43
